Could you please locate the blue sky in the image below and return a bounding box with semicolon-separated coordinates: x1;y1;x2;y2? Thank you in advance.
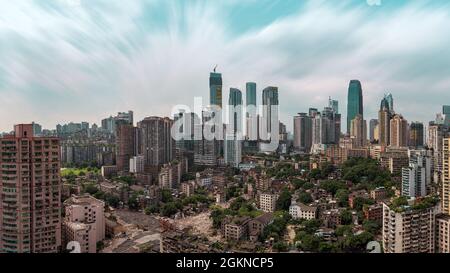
1;0;450;132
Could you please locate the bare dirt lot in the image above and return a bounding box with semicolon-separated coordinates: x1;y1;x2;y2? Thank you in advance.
172;211;222;242
115;209;160;232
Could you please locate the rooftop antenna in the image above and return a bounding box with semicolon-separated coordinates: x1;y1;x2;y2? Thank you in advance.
214;64;218;73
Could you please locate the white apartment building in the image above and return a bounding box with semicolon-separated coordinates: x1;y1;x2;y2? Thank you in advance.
129;155;145;173
289;202;317;220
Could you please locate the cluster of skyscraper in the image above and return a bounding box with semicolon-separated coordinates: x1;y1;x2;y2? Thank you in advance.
116;116;175;174
293;97;341;153
175;69;282;168
2;66;450;253
293;79;445;155
292;79;450;206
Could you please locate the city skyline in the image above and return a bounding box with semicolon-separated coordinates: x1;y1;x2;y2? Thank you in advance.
4;0;450;257
1;0;450;132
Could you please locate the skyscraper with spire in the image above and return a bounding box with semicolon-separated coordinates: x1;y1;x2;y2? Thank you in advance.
209;67;223;108
329;97;339;114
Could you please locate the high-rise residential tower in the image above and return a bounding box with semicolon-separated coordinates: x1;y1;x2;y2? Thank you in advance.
322;107;341;145
379;97;392;146
350;114;367;148
173;110;196;153
409;122;424;148
293;113;313;153
427;123;449;185
390;114;409;148
194;108;218;166
101;111;133;135
438;137;450;253
0;124;62;253
402;149;432;198
369;119;379;143
138;117;175;171
308;103;341;150
115;118;138;173
443;138;450;215
346;80;363;134
382;202;438;253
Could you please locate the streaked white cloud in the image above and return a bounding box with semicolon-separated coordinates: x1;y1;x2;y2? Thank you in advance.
0;0;449;132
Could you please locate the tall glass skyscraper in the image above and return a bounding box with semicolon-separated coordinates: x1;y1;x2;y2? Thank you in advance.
209;71;223;108
246;82;257;109
225;88;243;167
229;88;243;106
409;122;424;148
261;87;279;150
293;113;312;152
385;93;394;113
444;105;450;115
229;88;243;134
245;82;258;142
262;87;279;133
347;80;363;134
379;97;391;146
369;119;379;143
443;105;450;126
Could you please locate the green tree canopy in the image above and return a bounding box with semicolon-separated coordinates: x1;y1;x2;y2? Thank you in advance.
276;188;292;211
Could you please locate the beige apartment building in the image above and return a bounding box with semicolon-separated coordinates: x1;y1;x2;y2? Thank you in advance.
436;214;450;253
443;138;450;215
258;193;279;213
0;124;62;253
380;147;409;174
350;114;367;148
63;194;105;253
158;162;184;190
221;216;251;242
248;213;274;242
437;138;450;253
382;202;438;253
180;180;196;197
390;114;409;148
